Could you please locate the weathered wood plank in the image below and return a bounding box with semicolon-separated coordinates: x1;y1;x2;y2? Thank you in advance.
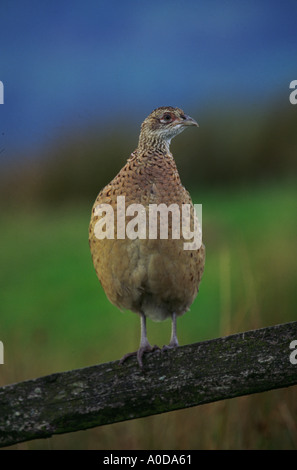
0;321;297;447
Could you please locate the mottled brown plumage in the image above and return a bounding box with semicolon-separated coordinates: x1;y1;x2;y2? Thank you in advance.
89;106;205;366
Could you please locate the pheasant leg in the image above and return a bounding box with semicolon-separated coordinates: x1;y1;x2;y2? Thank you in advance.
119;313;159;367
162;312;179;351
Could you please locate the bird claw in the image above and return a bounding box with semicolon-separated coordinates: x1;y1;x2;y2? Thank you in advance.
120;344;160;368
162;341;179;352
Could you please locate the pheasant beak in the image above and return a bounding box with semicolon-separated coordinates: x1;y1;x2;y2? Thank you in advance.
181;115;199;127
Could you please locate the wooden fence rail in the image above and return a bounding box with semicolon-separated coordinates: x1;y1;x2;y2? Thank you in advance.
0;321;297;447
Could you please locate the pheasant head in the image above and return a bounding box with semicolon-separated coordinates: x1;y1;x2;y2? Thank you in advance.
138;106;198;153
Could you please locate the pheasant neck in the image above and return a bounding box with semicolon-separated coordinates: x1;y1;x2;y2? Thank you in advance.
137;133;171;155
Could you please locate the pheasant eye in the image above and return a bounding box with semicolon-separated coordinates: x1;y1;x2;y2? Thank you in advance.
160;113;172;123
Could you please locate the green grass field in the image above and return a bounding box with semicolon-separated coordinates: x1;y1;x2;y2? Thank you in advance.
0;181;296;449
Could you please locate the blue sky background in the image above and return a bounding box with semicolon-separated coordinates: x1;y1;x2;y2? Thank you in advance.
0;0;296;161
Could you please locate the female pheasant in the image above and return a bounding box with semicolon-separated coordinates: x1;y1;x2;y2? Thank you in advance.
89;107;205;367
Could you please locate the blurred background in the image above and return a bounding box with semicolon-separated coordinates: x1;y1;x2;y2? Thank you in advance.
0;0;297;449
